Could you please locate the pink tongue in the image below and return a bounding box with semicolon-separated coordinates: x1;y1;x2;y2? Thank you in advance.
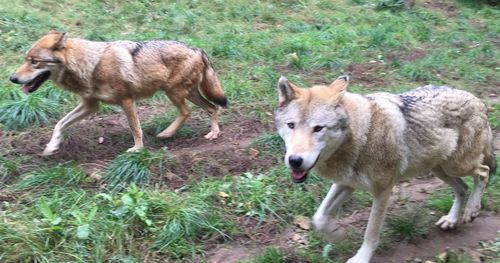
292;170;306;180
22;85;30;94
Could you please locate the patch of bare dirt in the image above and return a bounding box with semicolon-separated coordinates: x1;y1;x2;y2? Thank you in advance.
345;62;391;88
207;247;254;263
386;48;427;63
421;1;458;17
372;213;500;263
0;104;276;185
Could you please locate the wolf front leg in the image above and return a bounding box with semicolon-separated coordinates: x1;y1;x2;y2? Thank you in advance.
43;99;99;155
120;98;144;152
312;184;354;232
347;187;392;263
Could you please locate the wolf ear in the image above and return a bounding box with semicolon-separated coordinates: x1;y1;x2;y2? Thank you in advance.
53;32;67;50
328;75;349;100
278;76;300;107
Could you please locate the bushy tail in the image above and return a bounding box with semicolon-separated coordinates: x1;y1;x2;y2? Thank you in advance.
484;129;497;177
199;50;227;108
485;146;497;177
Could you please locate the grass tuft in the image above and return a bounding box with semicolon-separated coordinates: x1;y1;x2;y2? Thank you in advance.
246;247;286;263
14;163;85;191
104;149;163;190
0;94;60;130
387;206;430;241
148;191;227;258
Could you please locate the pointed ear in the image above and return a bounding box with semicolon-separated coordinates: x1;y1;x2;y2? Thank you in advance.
328;75;349;100
278;76;301;107
53;32;67;50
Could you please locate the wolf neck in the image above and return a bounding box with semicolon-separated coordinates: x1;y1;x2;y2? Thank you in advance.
57;38;107;89
314;92;374;184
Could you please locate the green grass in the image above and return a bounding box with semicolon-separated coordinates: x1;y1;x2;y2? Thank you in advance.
387;206;430;241
246;247;286;263
0;93;61;130
104;149;165;190
0;0;499;262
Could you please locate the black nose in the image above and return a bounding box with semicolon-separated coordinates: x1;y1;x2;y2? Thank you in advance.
9;75;19;84
289;155;303;169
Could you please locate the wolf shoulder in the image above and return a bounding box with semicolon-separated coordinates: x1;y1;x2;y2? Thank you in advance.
366;85;488;124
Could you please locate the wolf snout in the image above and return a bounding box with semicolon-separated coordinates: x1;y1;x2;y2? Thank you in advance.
9;74;20;84
289;155;303;169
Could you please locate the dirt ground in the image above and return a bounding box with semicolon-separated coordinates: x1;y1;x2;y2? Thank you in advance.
1;103;499;263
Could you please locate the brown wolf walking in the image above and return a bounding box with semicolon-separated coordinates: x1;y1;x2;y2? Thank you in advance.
10;30;227;155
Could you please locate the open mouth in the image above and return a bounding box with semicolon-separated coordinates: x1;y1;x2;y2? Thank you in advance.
22;71;50;94
292;170;309;183
289;154;321;184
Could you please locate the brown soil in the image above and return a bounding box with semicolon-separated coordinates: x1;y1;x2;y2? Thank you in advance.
0;104;276;185
345;62;391;89
373;213;500;263
386;48;427;63
421;0;458;18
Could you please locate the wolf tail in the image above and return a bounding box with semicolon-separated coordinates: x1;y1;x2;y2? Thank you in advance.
483;129;497;178
199;50;228;108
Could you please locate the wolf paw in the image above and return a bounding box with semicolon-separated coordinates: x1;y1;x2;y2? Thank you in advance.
126;146;143;152
157;130;175;138
42;144;60;156
462;209;479;223
346;255;369;263
204;130;219;140
435;215;458;230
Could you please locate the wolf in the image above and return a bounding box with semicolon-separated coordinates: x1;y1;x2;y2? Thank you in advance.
9;30;227;155
275;75;496;263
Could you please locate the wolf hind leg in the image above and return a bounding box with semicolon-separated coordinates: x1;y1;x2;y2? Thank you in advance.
187;88;220;140
463;164;489;223
120;98;144;152
312;184;354;233
157;90;191;138
432;166;468;230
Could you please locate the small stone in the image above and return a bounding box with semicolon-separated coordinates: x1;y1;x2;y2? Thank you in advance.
98;137;105;144
249;148;259;158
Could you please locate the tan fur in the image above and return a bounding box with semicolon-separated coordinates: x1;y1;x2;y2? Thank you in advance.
10;30;227;154
275;75;495;263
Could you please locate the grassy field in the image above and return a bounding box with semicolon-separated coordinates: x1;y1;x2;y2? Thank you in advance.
0;0;499;262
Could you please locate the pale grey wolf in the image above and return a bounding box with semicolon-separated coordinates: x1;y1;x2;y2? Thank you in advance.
9;30;227;155
275;75;496;263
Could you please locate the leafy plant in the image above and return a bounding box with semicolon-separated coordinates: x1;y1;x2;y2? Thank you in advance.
38;199;63;232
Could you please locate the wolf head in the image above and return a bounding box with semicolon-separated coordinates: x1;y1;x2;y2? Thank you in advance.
275;75;350;183
9;30;67;94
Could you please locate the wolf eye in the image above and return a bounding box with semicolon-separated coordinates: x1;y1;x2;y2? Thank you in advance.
30;59;38;65
287;122;295;129
313;126;324;132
